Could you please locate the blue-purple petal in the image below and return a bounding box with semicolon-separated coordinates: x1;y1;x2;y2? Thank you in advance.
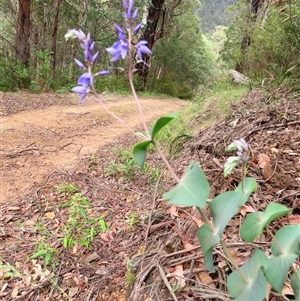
71;86;89;94
78;73;93;86
74;58;85;69
133;23;142;34
91;51;99;63
96;70;110;76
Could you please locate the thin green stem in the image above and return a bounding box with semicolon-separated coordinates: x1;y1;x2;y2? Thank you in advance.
196;207;215;232
152;140;180;183
220;240;250;285
266;229;285;255
241;162;245;193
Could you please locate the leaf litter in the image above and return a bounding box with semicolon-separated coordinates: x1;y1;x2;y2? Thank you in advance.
0;88;299;300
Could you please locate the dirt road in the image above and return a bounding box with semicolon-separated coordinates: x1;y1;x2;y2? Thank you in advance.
0;94;186;203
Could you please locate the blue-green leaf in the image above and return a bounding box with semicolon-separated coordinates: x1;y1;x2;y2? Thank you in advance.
235;177;257;206
265;225;300;293
227;249;268;301
197;223;220;272
291;270;300;301
163;161;210;208
133;140;152;169
240;203;291;242
210;190;243;236
150;114;176;140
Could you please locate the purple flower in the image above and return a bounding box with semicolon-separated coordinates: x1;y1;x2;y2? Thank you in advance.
78;72;93;86
71;85;90;103
68;29;86;42
136;41;152;60
106;40;128;61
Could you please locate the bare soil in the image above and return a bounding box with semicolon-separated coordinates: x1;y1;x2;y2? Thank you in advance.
0;89;299;301
0;92;186;203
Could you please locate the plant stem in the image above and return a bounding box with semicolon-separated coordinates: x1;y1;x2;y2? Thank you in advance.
127;27;150;138
266;228;285;255
91;85;135;134
220;240;250;285
152;140;180;183
196;207;215;232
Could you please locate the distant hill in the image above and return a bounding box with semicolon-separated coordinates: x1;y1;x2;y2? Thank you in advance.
198;0;237;34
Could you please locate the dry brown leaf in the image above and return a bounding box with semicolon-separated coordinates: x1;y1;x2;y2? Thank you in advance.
135;245;145;256
271;147;279;153
262;163;273;179
258;153;271;169
191;215;204;227
1;282;8;292
240;205;255;216
182;240;196;250
45;212;55;220
230;118;239;128
173;264;186;288
195;271;215;288
169;205;179;217
7;207;20;211
282;284;294;296
68;286;79;298
11;286;19;298
85;252;100;264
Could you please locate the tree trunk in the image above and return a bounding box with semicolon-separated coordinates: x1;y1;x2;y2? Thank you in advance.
137;0;182;90
16;0;31;67
51;0;62;72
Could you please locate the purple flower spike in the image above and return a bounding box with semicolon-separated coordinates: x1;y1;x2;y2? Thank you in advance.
136;40;152;60
125;0;134;19
71;85;90;103
122;0;128;8
74;58;85;69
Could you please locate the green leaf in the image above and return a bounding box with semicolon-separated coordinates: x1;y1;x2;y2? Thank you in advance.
210;190;243;236
227;249;268;301
45;253;52;266
31;249;46;259
79;206;87;219
235;177;257;206
197;223;220;272
240;203;291;242
133;140;152;168
291;270;300;301
265;225;300;293
163;161;210;208
150;114;175;140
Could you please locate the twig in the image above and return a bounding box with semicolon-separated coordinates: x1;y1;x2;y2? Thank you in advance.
274;191;300;203
12;280;50;300
245;120;300;139
141;167;166;271
157;263;179;301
